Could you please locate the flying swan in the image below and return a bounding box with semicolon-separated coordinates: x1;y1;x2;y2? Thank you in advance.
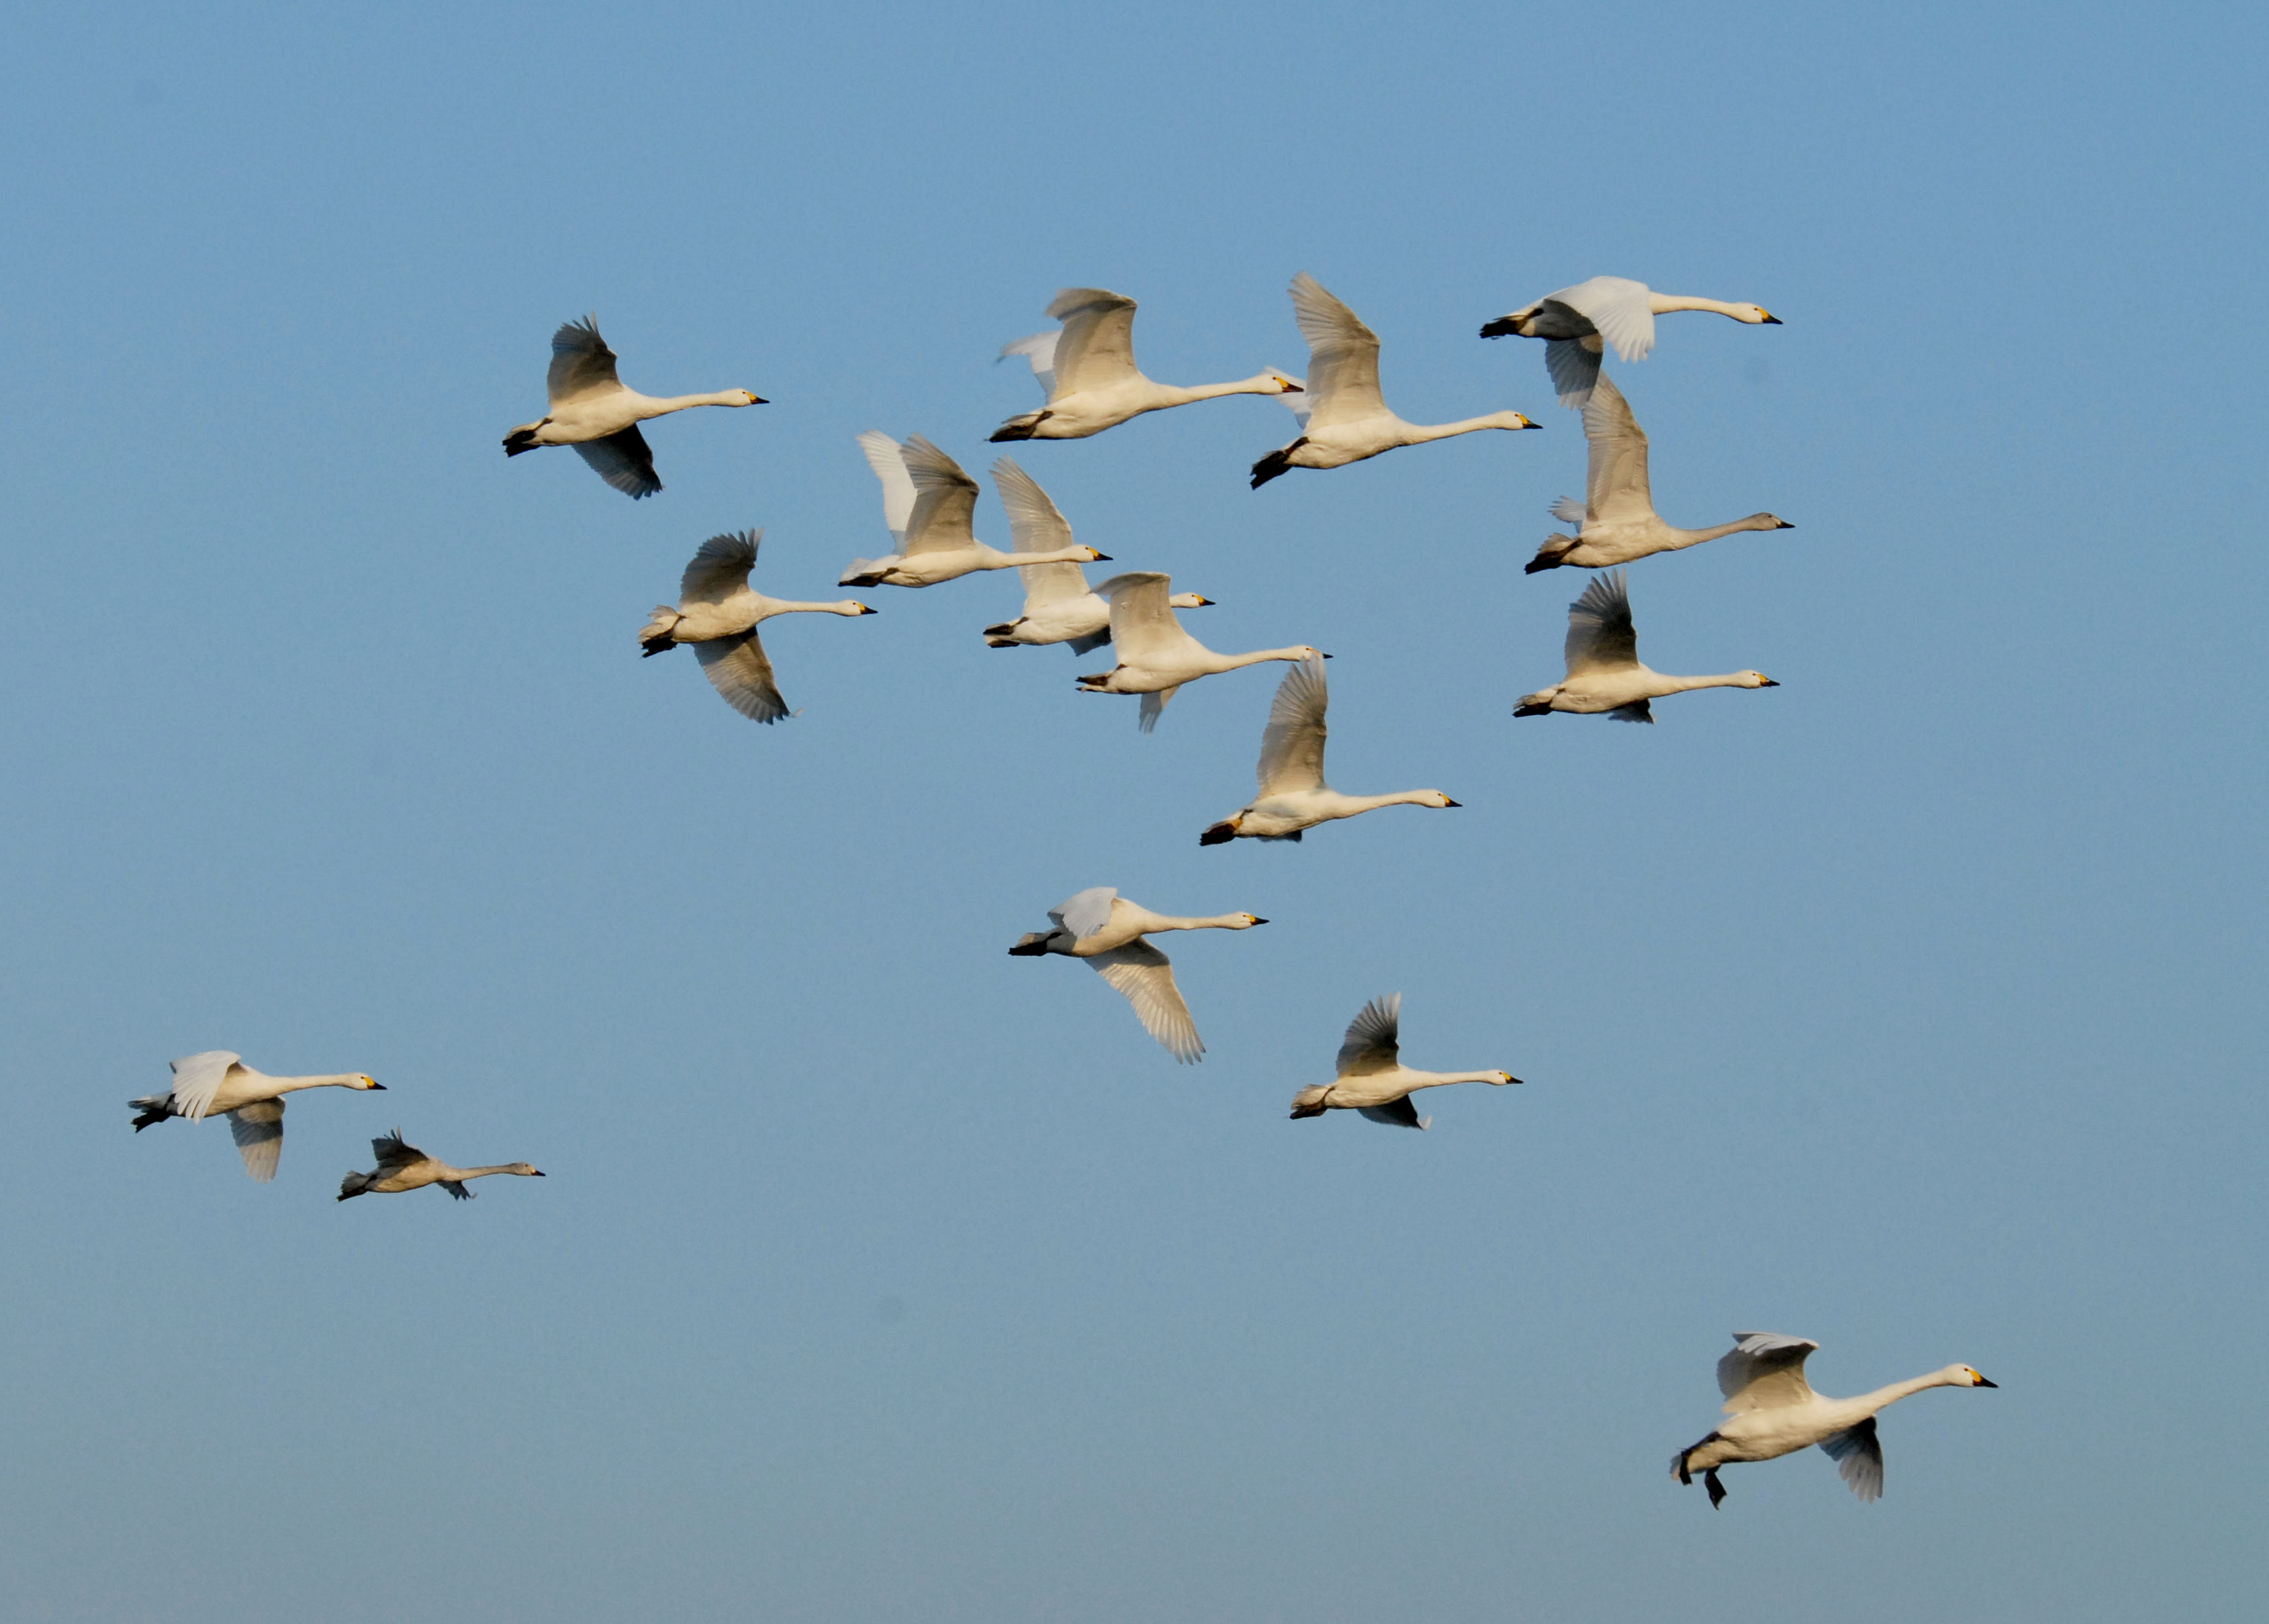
1251;273;1538;487
1289;994;1519;1129
982;457;1212;651
839;434;1107;588
1515;570;1777;723
338;1131;545;1201
502;316;765;498
1078;572;1323;732
1524;373;1791;572
640;528;878;723
1673;1332;1997;1507
129;1051;385;1182
1479;276;1779;409
1201;654;1458;844
1008;887;1268;1063
991;287;1301;441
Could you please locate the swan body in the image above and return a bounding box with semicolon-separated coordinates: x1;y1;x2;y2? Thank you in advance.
1077;572;1323;732
980;457;1211;651
338;1131;545;1200
1673;1332;1998;1507
502;316;764;498
990;287;1302;441
1251;273;1538;487
1524;374;1791;572
839;434;1107;588
1008;888;1268;1063
1515;570;1777;723
1479;276;1779;408
639;528;877;723
128;1051;384;1182
1288;994;1519;1129
1201;655;1457;843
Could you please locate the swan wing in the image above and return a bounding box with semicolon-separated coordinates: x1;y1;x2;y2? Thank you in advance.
999;329;1060;395
1564;570;1640;676
167;1050;243;1122
226;1099;285;1183
1089;941;1204;1063
1718;1331;1821;1413
1256;653;1329;795
1336;993;1401;1077
1582;375;1655;525
679;529;760;606
897;434;980;557
695;630;790;723
573;427;661;499
1544;338;1604;408
1820;1417;1884;1502
1048;886;1119;941
1046;288;1141;397
547;316;624;404
1288;273;1385;429
371;1131;426;1170
991;457;1088;607
1095;572;1190;665
855;430;917;546
1356;1096;1428;1130
1549;495;1590;529
1553;277;1656;363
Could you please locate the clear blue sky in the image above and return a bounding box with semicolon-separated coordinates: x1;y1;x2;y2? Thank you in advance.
3;3;2264;1620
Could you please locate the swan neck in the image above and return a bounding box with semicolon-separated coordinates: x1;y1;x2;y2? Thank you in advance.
1851;1371;1955;1414
1408;415;1518;442
649;391;747;412
1218;647;1314;671
1407;1069;1503;1090
1648;294;1744;316
274;1073;364;1095
1667;672;1757;694
760;598;865;616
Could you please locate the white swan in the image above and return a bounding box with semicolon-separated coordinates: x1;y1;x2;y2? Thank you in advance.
839;434;1107;588
1008;887;1268;1063
1515;570;1777;722
338;1131;545;1201
1525;373;1791;572
503;316;764;498
981;457;1211;651
639;529;877;723
128;1051;384;1182
990;287;1302;441
1288;994;1519;1129
1673;1332;1998;1508
1200;655;1458;844
1077;572;1324;732
1250;273;1538;487
1479;276;1779;408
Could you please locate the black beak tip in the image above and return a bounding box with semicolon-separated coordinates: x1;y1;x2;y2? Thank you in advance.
1320;652;1333;659
1092;552;1114;561
1977;1376;1998;1388
1762;315;1783;324
1442;798;1462;807
532;1169;547;1176
1777;520;1796;529
368;1082;387;1090
1250;917;1270;926
752;395;771;403
1761;679;1781;687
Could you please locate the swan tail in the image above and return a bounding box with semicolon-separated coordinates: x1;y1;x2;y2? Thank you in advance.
639;608;681;655
1525;534;1578;573
1250;441;1303;489
1199;819;1240;847
1289;1086;1331;1119
1513;694;1556;716
989;411;1047;443
1007;932;1054;957
338;1171;373;1201
503;423;543;455
1479;316;1522;338
128;1094;177;1131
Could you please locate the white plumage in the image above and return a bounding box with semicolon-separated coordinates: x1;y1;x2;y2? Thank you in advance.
1515;570;1778;722
128;1052;385;1182
1007;888;1270;1063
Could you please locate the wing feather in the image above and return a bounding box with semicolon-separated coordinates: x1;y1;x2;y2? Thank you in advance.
226;1099;285;1183
1554;277;1657;363
1718;1331;1822;1413
1089;941;1204;1063
1336;994;1401;1077
1581;375;1655;525
1048;887;1118;941
1564;570;1640;675
1356;1097;1428;1130
897;434;980;557
695;630;790;723
990;457;1089;607
572;426;661;499
1256;654;1329;795
1288;274;1385;429
1045;288;1141;397
167;1051;242;1122
1095;572;1187;665
679;529;760;606
547;316;624;404
999;330;1060;395
1820;1417;1884;1501
855;431;917;545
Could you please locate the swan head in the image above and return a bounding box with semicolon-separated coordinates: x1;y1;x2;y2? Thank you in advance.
508;1163;545;1178
1418;792;1459;809
1168;593;1215;609
355;1074;383;1090
1951;1365;1997;1388
1284;645;1326;663
1734;305;1780;325
1268;371;1304;394
1234;914;1268;928
1751;514;1794;531
1078;547;1113;563
1498;412;1542;431
1488;1070;1522;1086
844;601;879;615
729;389;766;405
1736;671;1779;689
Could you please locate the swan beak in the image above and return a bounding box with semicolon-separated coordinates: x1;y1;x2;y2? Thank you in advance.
1503;1073;1524;1084
1321;653;1334;659
1193;596;1215;606
746;391;770;403
531;1169;547;1176
1775;520;1796;530
1974;1374;1998;1387
1759;678;1780;687
858;604;880;614
1248;917;1270;926
1518;416;1542;429
367;1081;387;1090
1760;313;1782;324
1089;551;1114;561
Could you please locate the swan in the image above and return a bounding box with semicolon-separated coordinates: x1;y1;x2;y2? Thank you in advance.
502;316;765;498
1200;655;1458;844
1515;570;1777;722
1479;276;1779;408
1008;887;1267;1063
981;457;1213;651
1524;374;1792;573
1673;1332;1998;1508
338;1131;545;1200
838;434;1108;588
639;528;878;723
990;287;1303;441
128;1051;384;1182
1077;572;1324;732
1250;273;1538;487
1289;994;1519;1128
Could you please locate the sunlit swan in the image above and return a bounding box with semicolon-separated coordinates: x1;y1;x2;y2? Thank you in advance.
502;316;764;498
1009;887;1267;1063
981;457;1211;651
1289;994;1518;1129
1251;273;1538;487
129;1051;384;1183
1078;572;1323;732
839;434;1107;588
1480;276;1779;408
1516;570;1777;722
1201;655;1458;844
1673;1332;1997;1508
1526;374;1791;571
338;1131;545;1201
990;287;1302;441
639;528;877;723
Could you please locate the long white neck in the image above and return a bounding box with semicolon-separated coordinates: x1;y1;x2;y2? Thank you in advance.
1351;789;1449;814
639;389;751;415
1666;514;1784;551
1404;412;1533;443
1156;373;1297;406
1648;294;1754;318
755;595;870;618
447;1164;524;1182
269;1073;366;1096
1205;646;1313;675
1664;671;1762;694
1847;1368;1966;1417
1148;913;1258;933
1404;1069;1508;1092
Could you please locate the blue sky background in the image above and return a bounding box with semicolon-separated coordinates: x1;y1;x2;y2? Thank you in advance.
3;2;2264;1619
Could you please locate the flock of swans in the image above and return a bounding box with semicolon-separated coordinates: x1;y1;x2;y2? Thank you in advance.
126;270;1998;1504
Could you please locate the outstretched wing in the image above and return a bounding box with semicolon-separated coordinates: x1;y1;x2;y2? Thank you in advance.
1549;495;1590;530
1256;653;1329;795
573;426;661;499
695;630;790;722
855;430;917;546
991;457;1089;608
999;329;1060;395
1046;288;1141;398
1289;273;1385;430
168;1051;243;1122
440;1180;475;1200
226;1099;285;1183
1048;887;1118;941
1095;572;1189;665
1819;1417;1884;1502
1718;1331;1822;1413
547;316;624;404
1336;993;1401;1078
1089;940;1204;1063
371;1131;426;1169
1553;277;1657;363
1356;1096;1429;1130
680;529;760;606
897;434;980;557
1565;569;1640;676
1544;337;1604;409
1582;375;1655;526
